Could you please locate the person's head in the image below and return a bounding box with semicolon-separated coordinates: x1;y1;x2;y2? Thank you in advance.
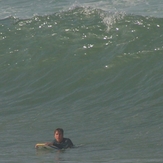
54;128;64;143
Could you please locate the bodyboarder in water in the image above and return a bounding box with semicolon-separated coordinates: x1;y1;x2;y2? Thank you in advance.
35;128;74;149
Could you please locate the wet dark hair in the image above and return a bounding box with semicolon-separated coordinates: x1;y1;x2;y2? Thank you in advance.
54;128;64;135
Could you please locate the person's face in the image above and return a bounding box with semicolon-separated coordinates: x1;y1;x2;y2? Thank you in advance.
54;131;63;143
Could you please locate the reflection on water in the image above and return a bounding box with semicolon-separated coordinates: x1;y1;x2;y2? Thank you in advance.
35;148;65;163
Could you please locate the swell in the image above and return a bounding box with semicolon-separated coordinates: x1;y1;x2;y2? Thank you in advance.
0;7;163;110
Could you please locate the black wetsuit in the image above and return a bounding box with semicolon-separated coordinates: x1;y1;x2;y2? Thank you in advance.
52;138;74;149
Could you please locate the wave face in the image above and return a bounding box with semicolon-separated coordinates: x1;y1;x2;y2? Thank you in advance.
0;3;163;163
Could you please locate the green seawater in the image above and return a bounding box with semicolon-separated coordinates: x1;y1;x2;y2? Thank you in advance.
0;4;163;163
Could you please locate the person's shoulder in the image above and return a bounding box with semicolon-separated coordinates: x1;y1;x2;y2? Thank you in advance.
63;138;72;141
64;138;73;144
63;138;74;147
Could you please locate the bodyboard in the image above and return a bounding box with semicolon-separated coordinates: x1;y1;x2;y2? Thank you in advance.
35;143;58;149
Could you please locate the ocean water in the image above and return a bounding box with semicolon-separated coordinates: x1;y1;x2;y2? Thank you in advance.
0;0;163;163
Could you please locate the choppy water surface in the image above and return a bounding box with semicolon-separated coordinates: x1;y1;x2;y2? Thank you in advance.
0;0;163;162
